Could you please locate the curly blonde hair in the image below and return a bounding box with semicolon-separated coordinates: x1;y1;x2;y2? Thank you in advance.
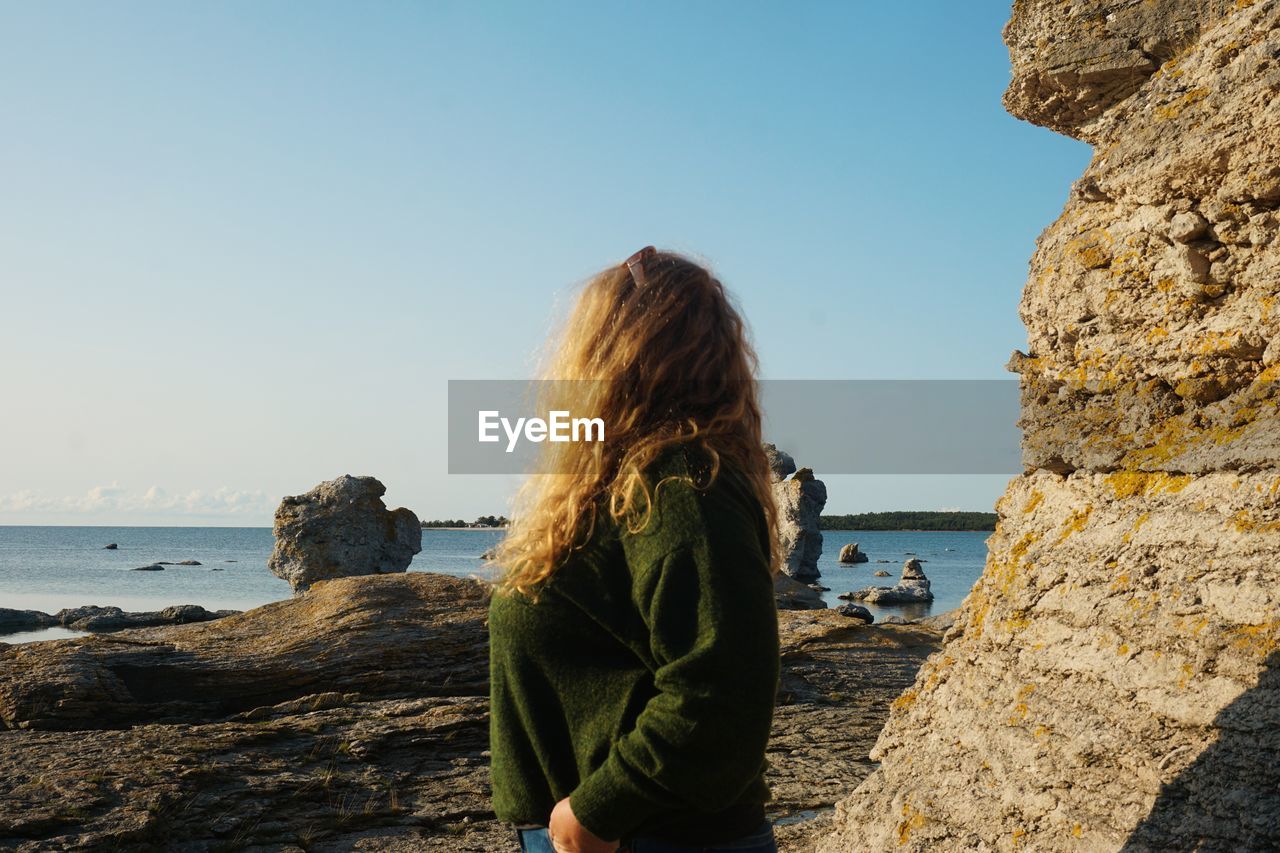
490;249;779;598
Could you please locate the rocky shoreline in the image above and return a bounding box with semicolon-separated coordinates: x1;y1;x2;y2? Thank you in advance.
0;572;942;851
0;605;239;636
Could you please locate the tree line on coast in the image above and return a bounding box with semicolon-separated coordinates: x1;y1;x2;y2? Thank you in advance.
421;516;508;529
819;511;997;531
422;511;996;532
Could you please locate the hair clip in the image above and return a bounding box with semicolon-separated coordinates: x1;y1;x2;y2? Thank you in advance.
624;246;657;286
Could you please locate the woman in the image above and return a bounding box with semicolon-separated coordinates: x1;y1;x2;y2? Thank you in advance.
487;247;782;853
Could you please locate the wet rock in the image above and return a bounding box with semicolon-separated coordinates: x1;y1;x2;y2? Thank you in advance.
268;475;422;593
0;609;57;635
159;605;236;624
55;605;120;626
60;607;133;631
835;604;874;623
51;604;239;633
131;564;164;572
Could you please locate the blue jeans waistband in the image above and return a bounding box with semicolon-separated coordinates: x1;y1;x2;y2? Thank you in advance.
516;818;776;852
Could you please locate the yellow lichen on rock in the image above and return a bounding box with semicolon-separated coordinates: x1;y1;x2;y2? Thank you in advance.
818;1;1280;849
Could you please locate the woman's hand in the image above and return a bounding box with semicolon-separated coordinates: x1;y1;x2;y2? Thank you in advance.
548;796;618;853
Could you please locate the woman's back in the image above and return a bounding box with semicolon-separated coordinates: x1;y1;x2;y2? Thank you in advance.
488;446;780;846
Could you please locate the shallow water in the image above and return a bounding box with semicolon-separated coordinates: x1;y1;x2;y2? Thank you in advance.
0;526;987;642
814;529;991;620
0;526;504;642
0;626;86;644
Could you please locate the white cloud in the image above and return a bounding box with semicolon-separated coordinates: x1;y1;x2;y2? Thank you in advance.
0;485;275;517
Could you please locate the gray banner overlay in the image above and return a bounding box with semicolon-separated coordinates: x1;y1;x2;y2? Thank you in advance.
449;380;1021;475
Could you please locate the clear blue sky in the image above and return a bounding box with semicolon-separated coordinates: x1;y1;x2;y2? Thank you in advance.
0;1;1089;525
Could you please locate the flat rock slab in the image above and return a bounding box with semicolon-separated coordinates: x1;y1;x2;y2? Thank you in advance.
769;614;940;852
0;574;940;851
0;574;488;730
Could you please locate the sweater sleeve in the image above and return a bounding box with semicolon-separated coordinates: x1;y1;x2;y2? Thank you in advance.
567;488;780;841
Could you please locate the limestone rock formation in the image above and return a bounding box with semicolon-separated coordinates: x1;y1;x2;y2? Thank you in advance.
844;558;934;606
268;475;422;593
820;3;1280;850
1002;0;1238;141
764;442;797;481
774;466;828;581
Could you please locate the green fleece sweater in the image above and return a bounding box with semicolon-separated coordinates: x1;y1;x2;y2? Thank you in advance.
487;449;781;843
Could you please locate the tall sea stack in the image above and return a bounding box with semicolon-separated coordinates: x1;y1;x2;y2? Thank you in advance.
820;2;1280;850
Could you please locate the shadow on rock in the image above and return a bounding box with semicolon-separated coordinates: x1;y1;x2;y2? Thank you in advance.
1123;649;1280;852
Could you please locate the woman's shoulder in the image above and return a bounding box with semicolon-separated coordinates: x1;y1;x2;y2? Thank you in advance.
642;443;708;489
641;443;749;504
626;444;765;557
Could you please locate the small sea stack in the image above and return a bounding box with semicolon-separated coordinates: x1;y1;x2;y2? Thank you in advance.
268;475;422;594
773;461;827;582
842;558;933;605
838;542;869;564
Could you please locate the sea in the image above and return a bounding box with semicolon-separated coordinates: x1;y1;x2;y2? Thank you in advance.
0;526;991;643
